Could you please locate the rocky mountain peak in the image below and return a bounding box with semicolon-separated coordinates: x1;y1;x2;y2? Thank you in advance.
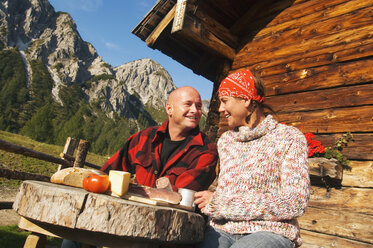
0;0;177;119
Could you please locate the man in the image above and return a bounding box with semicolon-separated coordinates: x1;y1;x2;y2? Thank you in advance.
61;87;217;248
100;86;218;191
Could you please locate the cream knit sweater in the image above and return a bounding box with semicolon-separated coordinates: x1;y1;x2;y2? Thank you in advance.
204;115;310;247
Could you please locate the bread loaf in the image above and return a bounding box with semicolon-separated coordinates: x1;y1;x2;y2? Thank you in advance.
50;167;105;188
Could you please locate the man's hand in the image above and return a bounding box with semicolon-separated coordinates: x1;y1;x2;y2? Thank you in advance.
194;190;213;213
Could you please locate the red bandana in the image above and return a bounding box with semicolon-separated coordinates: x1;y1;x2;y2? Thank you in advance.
218;69;264;103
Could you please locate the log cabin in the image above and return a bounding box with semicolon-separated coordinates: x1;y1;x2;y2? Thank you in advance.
132;0;373;247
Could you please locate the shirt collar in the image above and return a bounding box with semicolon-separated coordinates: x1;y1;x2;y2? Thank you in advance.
153;120;203;146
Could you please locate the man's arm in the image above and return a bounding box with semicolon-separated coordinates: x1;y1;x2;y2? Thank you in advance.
100;133;138;173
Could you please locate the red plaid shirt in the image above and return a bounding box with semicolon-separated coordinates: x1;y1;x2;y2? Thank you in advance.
101;120;218;191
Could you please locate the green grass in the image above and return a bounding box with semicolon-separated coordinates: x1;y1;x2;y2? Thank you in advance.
0;131;108;246
0;225;62;248
0;130;108;189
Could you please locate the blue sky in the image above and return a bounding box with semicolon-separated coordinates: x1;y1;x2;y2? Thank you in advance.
48;0;213;100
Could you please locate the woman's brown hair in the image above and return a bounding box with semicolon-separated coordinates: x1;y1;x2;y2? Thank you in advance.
245;70;277;123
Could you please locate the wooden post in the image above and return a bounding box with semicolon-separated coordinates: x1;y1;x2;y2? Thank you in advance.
59;153;101;170
58;137;78;170
73;140;90;168
23;232;46;248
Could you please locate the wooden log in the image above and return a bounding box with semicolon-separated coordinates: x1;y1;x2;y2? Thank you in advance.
58;137;78;170
300;229;373;248
342;161;373;188
132;0;175;41
254;0;371;40
146;5;176;47
0;168;50;182
192;2;237;48
76;193;204;243
299;206;373;243
13;180;205;244
313;134;373;161
308;157;342;187
262;59;373;95
0;139;72;167
73;140;90;168
23;232;46;248
265;84;373;113
60;153;101;170
229;0;282;35
233;26;373;74
63;137;78;157
13;181;87;229
233;1;373;73
278;105;373;133
309;186;373;215
174;12;236;60
259;42;372;76
250;0;372;48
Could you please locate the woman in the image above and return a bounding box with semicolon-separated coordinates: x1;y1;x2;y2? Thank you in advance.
194;68;310;248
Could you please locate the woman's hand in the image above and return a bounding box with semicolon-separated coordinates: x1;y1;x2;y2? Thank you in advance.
194;190;213;213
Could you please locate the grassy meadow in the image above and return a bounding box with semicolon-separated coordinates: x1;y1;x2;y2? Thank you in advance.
0;130;109;188
0;130;110;247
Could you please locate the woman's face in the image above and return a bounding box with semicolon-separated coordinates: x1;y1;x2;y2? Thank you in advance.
218;96;250;129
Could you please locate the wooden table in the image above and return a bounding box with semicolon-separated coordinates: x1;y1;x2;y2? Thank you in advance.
13;180;205;248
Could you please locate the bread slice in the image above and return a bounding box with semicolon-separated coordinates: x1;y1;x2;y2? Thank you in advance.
50;167;104;188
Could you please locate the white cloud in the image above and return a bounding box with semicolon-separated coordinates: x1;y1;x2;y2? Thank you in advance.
65;0;103;12
105;41;120;50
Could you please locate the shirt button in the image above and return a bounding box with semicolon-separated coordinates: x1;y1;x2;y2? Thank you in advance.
154;170;159;175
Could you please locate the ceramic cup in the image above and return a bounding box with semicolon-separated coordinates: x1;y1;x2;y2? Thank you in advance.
178;188;196;209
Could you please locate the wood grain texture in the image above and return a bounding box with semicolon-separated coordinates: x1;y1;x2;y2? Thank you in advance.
299;206;373;243
312;133;373;161
13;181;87;228
73;140;90;168
13;181;204;244
262;59;373;95
300;229;373;248
233;0;373;73
278;105;373;133
309;186;373;215
308;157;342;181
265;84;373;113
342;161;373;187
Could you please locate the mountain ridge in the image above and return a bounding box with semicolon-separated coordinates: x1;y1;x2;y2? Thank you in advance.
0;0;177;117
0;0;179;155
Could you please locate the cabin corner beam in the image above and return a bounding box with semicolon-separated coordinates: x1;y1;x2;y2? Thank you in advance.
173;12;236;60
146;5;176;47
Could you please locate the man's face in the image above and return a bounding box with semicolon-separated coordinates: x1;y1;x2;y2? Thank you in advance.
167;89;202;131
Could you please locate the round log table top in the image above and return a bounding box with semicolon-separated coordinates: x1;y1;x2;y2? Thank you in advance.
13;180;205;246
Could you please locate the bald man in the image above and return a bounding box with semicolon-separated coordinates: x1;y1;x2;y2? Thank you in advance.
100;86;218;191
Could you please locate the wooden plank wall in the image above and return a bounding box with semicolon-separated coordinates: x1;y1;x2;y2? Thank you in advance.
213;0;373;246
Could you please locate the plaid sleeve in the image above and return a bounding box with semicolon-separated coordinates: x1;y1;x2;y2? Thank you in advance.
100;132;138;174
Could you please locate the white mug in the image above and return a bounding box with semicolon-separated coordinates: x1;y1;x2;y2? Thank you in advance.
178;188;196;209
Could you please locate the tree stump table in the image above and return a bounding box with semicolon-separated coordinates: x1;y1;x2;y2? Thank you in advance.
13;180;205;248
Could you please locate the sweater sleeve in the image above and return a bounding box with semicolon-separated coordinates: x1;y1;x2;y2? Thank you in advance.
204;133;310;221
